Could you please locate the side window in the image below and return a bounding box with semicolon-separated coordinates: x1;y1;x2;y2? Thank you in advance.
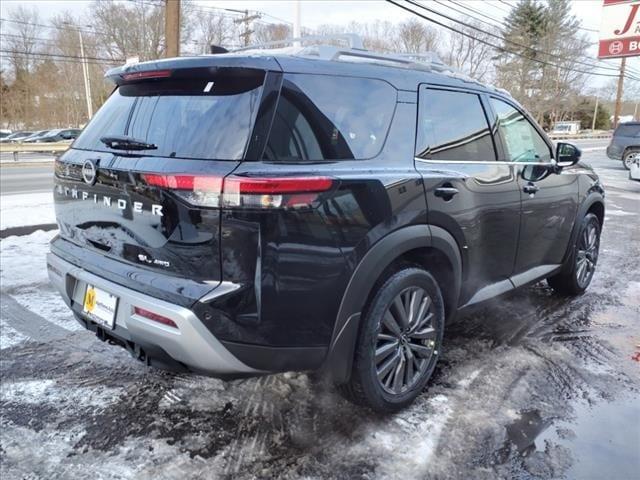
490;98;552;163
416;88;496;161
263;74;396;161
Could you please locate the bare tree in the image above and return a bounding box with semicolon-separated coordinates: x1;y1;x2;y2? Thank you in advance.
444;22;495;81
192;11;237;53
396;18;437;54
89;0;165;61
253;23;291;46
3;5;43;77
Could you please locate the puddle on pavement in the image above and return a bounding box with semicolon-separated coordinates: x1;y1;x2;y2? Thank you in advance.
501;396;640;478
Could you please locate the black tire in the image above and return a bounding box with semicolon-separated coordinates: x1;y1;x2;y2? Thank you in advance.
547;213;601;295
622;149;639;170
337;267;445;413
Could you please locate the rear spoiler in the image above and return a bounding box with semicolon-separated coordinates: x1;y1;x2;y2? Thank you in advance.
105;55;283;85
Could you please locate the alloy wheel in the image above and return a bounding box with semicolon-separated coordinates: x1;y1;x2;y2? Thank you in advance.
374;287;438;395
624;151;639;169
576;220;599;288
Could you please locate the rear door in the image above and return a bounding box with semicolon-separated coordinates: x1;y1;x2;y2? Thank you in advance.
488;97;578;279
54;66;270;287
414;86;521;306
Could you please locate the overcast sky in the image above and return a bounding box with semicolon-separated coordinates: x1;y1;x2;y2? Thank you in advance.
1;0;638;90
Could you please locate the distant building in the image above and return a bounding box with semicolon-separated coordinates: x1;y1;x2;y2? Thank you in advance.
610;115;635;125
552;121;581;135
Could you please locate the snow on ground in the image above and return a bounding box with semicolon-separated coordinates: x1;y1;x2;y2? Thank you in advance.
0;192;55;230
0;229;80;334
11;290;82;331
1;379;122;408
0;317;27;349
0;229;57;290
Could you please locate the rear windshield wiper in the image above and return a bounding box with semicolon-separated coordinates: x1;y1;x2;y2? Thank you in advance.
100;135;157;151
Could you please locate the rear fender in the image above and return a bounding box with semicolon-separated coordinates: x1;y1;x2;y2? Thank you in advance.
324;224;461;383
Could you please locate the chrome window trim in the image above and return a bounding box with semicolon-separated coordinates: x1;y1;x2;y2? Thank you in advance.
415;157;557;166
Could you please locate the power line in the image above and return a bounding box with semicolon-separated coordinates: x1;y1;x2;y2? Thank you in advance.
0;17;103;36
402;0;640;80
446;0;505;28
429;0;640;77
0;49;124;63
491;0;599;33
385;0;640;81
1;51;121;66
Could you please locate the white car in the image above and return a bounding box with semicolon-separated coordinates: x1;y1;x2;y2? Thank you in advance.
630;155;640;181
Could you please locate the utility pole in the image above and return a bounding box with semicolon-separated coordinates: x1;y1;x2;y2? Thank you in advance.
78;30;93;119
613;57;626;128
293;0;301;46
235;10;261;47
591;96;599;131
64;21;93;120
165;0;180;57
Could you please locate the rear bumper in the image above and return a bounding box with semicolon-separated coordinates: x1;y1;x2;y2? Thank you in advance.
46;251;260;377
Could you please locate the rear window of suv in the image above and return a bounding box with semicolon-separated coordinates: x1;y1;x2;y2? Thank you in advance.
614;124;640;137
263;74;397;161
73;69;265;160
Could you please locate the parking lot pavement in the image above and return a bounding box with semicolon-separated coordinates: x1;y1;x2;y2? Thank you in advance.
1;149;638;480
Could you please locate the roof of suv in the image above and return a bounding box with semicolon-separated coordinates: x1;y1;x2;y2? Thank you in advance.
106;42;508;97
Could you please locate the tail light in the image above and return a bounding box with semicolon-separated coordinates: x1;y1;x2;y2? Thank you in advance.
142;174;334;209
133;306;178;328
121;69;172;81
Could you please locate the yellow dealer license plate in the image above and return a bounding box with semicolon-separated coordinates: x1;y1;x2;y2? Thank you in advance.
83;285;118;329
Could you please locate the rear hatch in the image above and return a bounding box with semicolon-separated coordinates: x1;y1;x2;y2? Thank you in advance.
53;60;277;294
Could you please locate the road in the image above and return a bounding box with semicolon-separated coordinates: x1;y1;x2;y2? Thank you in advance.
1;143;639;480
0;164;54;195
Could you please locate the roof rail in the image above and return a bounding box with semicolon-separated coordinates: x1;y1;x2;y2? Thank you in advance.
228;33;504;87
232;33;365;52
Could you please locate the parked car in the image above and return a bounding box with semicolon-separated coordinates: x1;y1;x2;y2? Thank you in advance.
21;130;51;143
606;121;640;170
629;155;640;181
0;129;11;139
34;128;82;143
0;130;34;143
48;39;605;413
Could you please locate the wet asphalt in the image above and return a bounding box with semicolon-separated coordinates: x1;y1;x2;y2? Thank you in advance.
1;147;639;479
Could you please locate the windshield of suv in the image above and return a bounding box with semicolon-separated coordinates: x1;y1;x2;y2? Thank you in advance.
73;68;265;160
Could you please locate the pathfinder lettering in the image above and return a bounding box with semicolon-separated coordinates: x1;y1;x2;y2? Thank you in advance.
56;185;163;216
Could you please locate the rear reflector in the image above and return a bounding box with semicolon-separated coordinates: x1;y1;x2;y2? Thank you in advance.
141;174;333;209
133;307;178;328
121;69;172;81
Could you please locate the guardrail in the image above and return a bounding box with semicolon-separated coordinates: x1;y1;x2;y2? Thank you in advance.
0;141;71;161
548;133;612;140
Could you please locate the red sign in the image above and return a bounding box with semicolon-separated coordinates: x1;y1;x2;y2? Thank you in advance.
599;0;640;59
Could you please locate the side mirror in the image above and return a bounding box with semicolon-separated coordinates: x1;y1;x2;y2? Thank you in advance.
555;142;581;168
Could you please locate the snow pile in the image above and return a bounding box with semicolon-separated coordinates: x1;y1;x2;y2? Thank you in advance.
0;229;57;289
0;192;55;230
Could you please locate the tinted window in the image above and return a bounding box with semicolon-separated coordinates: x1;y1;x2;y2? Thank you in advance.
73;90;135;151
490;98;551;163
416;88;496;161
263;74;396;161
614;124;640;137
74;69;265;160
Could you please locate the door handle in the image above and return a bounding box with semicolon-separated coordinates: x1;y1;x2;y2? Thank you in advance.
523;183;540;195
434;186;459;199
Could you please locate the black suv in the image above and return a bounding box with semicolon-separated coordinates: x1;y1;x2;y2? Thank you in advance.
606;121;640;170
48;42;605;412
